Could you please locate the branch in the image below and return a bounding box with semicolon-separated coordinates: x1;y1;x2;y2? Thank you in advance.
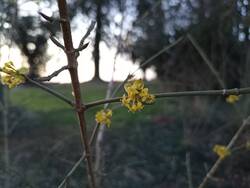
110;74;133;98
25;76;74;107
186;152;194;188
57;1;96;188
74;21;95;58
111;36;184;97
75;42;89;52
36;65;68;82
50;35;65;50
38;11;54;23
57;122;99;188
132;36;184;75
75;43;89;58
78;21;95;49
85;87;250;109
187;34;225;88
198;116;250;188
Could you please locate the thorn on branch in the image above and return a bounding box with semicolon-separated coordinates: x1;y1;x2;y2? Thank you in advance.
38;12;54;23
74;21;95;59
78;21;96;48
76;42;89;52
36;65;68;82
50;35;65;50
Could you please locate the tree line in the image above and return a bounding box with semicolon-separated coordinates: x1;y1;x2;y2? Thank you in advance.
0;0;249;89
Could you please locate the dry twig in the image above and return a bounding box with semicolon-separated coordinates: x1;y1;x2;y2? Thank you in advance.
187;34;225;88
36;65;68;82
197;116;250;188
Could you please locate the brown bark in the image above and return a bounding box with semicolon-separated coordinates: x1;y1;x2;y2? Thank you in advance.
57;0;96;187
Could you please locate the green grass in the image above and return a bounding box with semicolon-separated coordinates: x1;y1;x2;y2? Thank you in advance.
9;81;172;127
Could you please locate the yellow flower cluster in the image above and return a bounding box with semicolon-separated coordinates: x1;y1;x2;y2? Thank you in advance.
213;145;231;159
0;61;26;88
226;95;240;104
121;79;155;112
95;109;112;128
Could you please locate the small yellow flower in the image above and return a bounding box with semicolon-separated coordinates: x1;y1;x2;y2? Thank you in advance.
226;95;240;104
2;61;17;74
2;74;25;89
213;145;231;159
121;79;155;112
0;61;26;88
133;79;144;90
95;109;112;128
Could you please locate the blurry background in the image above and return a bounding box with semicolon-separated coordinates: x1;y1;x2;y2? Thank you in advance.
1;0;250;188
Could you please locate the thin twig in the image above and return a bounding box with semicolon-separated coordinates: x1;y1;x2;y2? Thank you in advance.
8;114;25;135
3;88;10;188
36;65;68;82
74;21;95;58
75;42;89;52
25;76;74;106
57;123;99;188
110;74;133;98
132;36;184;75
198;116;250;188
111;36;184;98
75;43;89;58
186;152;194;188
50;35;65;50
85;87;250;109
78;21;96;49
187;34;225;88
38;11;54;23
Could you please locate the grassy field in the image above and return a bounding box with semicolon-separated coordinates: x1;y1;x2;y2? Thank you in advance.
9;81;173;128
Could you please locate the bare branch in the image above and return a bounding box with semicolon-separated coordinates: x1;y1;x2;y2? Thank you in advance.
75;43;89;58
198;116;250;188
8;114;26;135
57;1;96;187
110;36;183;98
24;76;74;107
186;153;194;188
78;21;96;48
57;122;99;188
132;36;184;75
38;12;54;23
111;74;133;98
58;155;84;188
74;21;95;58
50;35;65;50
187;34;225;88
76;42;89;52
36;65;68;82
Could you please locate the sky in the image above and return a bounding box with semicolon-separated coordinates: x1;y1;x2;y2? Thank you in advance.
0;0;157;83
